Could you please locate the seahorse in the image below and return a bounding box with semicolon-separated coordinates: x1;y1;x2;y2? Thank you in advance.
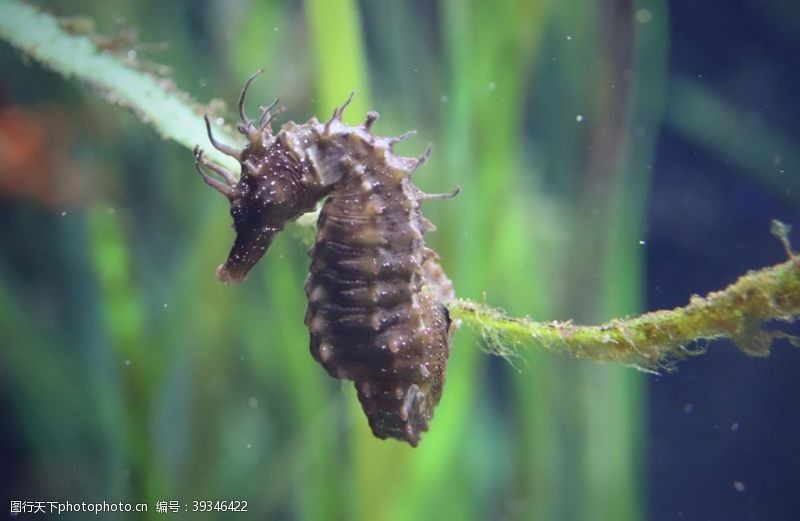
195;73;457;445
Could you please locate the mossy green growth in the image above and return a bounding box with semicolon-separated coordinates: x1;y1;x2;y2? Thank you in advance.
449;250;800;371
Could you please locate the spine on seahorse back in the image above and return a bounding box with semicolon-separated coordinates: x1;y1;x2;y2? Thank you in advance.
195;72;457;446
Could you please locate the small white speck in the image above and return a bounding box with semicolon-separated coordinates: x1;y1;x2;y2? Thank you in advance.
576;114;583;122
731;422;740;431
215;116;224;126
124;360;131;366
273;26;279;32
246;443;253;449
733;481;746;493
163;302;168;309
60;211;67;217
638;240;646;245
683;403;693;413
566;34;572;40
635;9;652;24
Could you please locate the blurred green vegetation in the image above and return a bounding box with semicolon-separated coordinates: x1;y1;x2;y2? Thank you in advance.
1;0;794;520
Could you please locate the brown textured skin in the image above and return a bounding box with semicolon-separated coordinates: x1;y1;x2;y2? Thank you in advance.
196;79;454;445
304;122;452;446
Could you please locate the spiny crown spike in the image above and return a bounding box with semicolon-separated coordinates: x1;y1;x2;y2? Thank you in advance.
194;146;233;200
324;91;356;134
238;69;264;125
363;111;379;131
258;97;280;131
203;114;241;160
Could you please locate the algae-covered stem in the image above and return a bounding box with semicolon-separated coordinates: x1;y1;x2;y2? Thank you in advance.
0;0;241;173
450;249;800;370
1;0;798;369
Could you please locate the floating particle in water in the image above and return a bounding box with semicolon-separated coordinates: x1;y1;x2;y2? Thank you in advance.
639;240;646;246
731;422;740;431
576;114;583;122
733;481;746;493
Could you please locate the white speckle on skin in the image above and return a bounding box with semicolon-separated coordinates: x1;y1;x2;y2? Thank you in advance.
318;342;333;362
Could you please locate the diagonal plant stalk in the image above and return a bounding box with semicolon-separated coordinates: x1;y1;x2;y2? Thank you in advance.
1;0;798;371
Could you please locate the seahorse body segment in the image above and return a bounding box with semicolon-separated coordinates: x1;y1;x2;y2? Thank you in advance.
195;73;457;446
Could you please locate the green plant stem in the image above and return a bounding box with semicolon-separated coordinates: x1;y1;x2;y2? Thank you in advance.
2;0;798;370
449;253;800;370
0;0;241;172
